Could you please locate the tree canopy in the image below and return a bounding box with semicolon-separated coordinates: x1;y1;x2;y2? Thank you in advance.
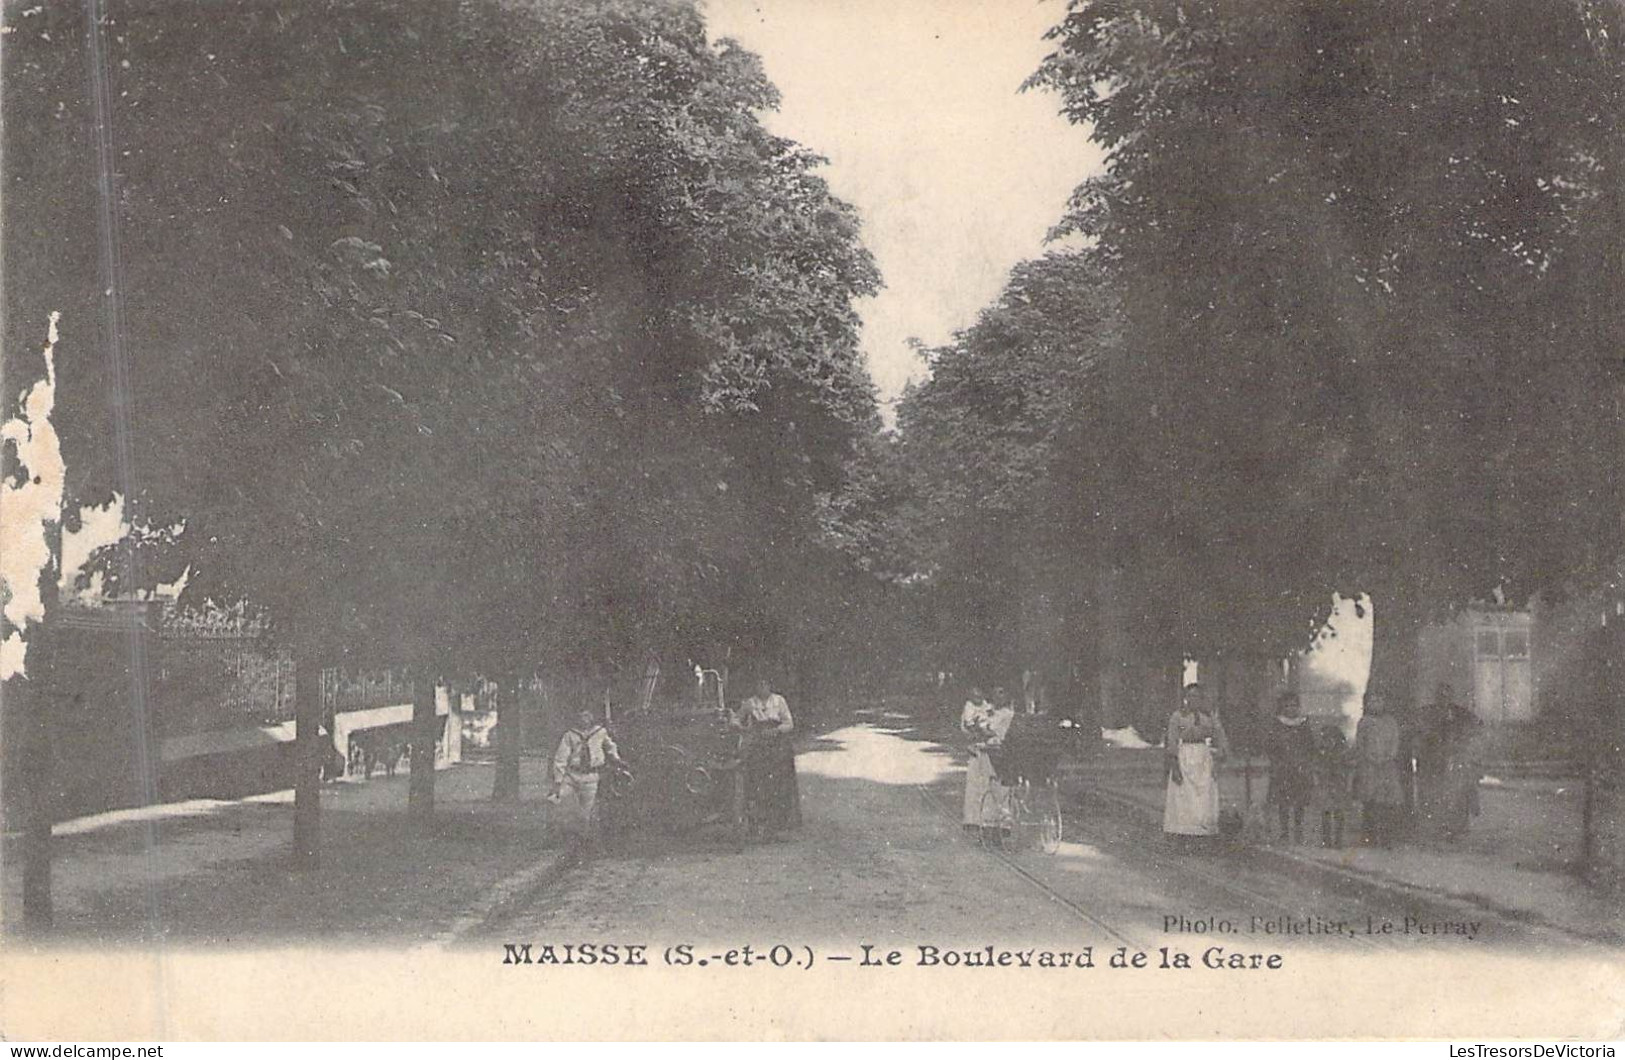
3;0;886;690
882;0;1624;721
1050;0;1620;686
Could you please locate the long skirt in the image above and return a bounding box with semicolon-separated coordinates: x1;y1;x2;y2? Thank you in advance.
1164;743;1219;836
962;749;1010;824
745;734;802;832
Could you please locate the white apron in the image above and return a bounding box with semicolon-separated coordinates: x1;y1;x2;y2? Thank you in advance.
962;750;1009;824
1163;742;1219;836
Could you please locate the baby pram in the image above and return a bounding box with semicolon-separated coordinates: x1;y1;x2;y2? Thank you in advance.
979;713;1067;854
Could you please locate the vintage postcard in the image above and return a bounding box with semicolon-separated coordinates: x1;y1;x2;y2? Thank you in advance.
1;0;1622;1042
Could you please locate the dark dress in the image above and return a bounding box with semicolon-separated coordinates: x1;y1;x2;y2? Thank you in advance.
743;730;802;832
1266;717;1315;808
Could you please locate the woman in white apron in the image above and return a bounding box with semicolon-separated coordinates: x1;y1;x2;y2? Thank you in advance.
960;688;1002;830
1163;683;1229;842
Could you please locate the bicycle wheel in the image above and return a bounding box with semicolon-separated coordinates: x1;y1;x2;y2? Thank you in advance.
604;765;634;798
1038;780;1063;854
729;767;749;852
980;788;1012;852
683;764;714;798
1008;781;1040;852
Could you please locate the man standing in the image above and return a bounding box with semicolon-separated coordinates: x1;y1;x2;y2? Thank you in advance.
1413;682;1453;830
551;708;620;848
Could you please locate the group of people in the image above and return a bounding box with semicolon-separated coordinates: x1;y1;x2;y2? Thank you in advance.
549;677;802;849
1257;690;1365;848
1330;683;1482;848
1164;682;1483;850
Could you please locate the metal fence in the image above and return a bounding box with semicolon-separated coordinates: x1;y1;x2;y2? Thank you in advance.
155;634;295;734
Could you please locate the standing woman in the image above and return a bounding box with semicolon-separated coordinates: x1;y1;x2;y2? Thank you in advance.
1163;684;1229;845
1354;691;1406;848
960;687;998;832
733;677;802;838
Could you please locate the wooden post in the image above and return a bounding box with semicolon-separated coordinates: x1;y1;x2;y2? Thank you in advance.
493;672;523;801
409;670;437;827
292;648;323;870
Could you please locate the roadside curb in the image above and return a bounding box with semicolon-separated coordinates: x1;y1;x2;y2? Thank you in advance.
424;847;573;949
1078;782;1622;948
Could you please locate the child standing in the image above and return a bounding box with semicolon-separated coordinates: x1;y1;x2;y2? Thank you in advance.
1265;693;1315;843
1313;724;1353;849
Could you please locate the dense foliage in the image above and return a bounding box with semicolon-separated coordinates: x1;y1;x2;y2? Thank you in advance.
896;0;1624;717
3;0;885;693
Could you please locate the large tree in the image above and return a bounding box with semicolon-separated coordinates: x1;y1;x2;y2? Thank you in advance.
3;0;882;894
1026;0;1625;705
895;251;1117;692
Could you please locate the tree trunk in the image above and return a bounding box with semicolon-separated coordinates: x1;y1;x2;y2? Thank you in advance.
1145;657;1182;743
292;649;323;870
1096;564;1129;730
1367;592;1422;715
1212;656;1231;712
409;670;437;827
492;672;522;802
794;655;818;726
18;654;55;932
16;529;68;928
20;783;52;931
1016;536;1060;709
1367;592;1424;837
532;674;559;752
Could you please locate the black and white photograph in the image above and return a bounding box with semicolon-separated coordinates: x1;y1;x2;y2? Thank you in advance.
1;0;1622;1042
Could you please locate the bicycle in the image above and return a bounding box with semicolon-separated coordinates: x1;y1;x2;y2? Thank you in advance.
980;763;1063;854
978;714;1068;855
